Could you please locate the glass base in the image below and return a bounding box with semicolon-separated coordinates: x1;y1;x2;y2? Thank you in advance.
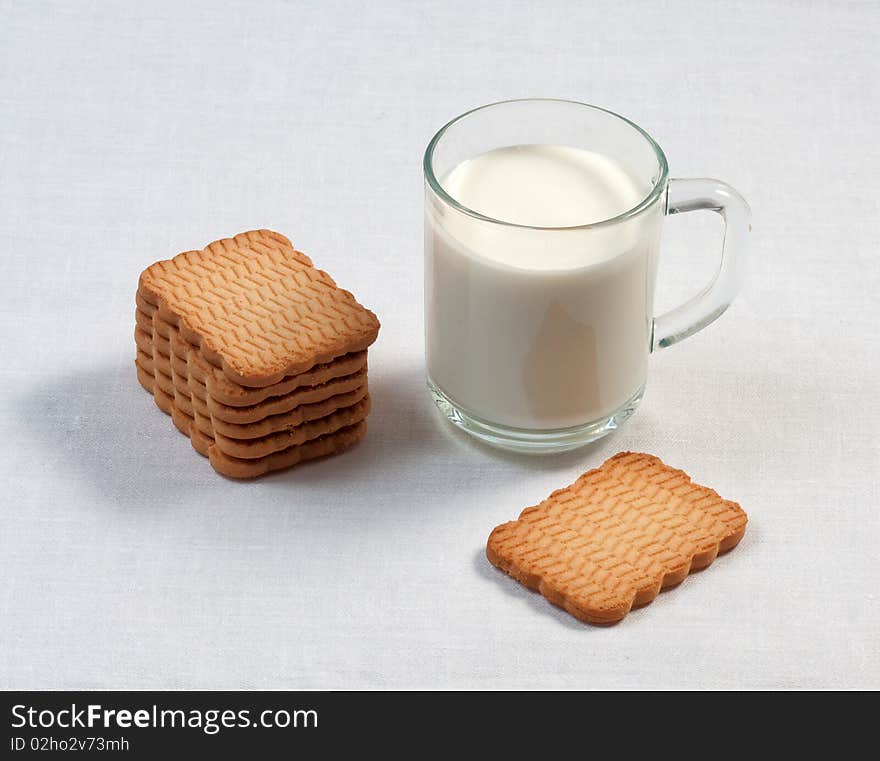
428;378;645;454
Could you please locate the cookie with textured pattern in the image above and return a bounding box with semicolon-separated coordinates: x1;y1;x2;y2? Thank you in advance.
138;229;379;387
486;452;747;625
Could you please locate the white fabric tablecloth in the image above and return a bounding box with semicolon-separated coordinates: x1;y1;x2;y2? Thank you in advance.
1;0;877;690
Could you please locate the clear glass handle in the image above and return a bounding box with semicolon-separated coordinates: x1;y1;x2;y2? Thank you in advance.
652;178;751;350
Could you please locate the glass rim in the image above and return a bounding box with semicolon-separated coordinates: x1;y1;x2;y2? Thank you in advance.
423;98;669;231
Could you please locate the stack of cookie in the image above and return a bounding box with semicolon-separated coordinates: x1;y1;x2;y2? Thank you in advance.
134;230;380;478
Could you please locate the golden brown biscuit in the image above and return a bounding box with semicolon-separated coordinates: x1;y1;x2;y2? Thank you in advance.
138;230;380;387
487;452;747;625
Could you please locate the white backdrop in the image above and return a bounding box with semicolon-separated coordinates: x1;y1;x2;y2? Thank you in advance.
1;0;877;689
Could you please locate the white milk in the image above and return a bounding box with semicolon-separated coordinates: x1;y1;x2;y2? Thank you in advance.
425;144;664;430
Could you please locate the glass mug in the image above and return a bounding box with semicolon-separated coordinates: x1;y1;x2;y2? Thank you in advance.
423;99;749;452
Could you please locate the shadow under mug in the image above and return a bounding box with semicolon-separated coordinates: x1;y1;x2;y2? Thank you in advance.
423;98;750;453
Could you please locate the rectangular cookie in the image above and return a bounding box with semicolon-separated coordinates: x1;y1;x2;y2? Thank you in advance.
486;452;748;625
138;230;380;387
